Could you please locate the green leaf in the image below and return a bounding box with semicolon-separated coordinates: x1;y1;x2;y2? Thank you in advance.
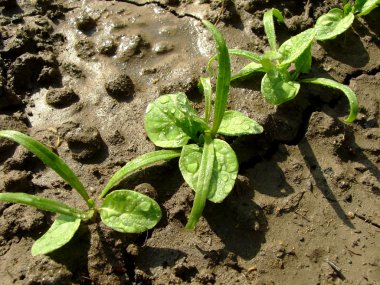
198;77;212;125
100;150;181;198
228;49;262;62
261;67;301;105
0;192;93;220
184;133;215;229
31;215;81;256
295;44;312;74
144;93;206;148
263;8;284;51
278;28;316;66
301;78;358;123
99;190;162;233
315;8;354;41
202;20;231;137
0;130;93;208
218;111;264;136
231;62;264;81
179;139;238;204
355;0;380;16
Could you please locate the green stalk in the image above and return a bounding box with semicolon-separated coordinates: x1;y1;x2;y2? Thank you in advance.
0;130;94;208
202;20;231;137
100;149;181;198
199;77;212;125
0;192;94;220
186;133;215;229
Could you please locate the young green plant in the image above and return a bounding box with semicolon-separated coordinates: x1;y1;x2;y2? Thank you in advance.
0;130;163;256
211;8;358;123
99;20;263;230
315;0;379;41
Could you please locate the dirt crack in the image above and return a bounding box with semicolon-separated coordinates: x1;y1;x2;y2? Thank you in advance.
343;65;380;85
117;0;202;21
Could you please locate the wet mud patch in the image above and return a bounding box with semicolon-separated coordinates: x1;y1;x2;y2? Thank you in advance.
0;0;379;284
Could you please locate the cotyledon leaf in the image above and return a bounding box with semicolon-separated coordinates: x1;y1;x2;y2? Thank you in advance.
0;130;93;208
261;68;300;105
99;190;162;233
144;93;206;148
301;78;358;123
278;28;316;66
218;111;264;136
263;8;284;51
198;77;212;124
179;139;238;203
315;8;354;41
31;214;81;256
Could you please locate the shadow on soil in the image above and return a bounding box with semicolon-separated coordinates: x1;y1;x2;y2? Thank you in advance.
298;138;355;229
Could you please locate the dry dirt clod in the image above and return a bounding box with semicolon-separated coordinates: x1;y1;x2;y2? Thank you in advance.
134;183;158;200
65;126;105;162
74;39;96;60
104;72;135;100
45;87;79;108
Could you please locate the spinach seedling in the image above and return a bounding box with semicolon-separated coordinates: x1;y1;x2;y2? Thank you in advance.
0;130;163;256
315;0;379;41
210;8;358;123
99;20;263;230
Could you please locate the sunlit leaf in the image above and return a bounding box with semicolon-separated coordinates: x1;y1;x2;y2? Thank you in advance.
179;139;238;204
218;111;263;136
295;44;312;74
279;28;316;66
263;8;284;51
261;68;300;105
31;215;81;256
355;0;380;16
0;130;93;207
144;93;206;148
315;8;354;41
301;78;358;123
231;62;264;81
99;190;162;233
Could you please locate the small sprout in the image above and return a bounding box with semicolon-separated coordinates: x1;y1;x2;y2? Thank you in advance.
213;8;358;123
0;130;162;256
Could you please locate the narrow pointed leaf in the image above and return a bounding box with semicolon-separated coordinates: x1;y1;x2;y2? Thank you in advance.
0;130;92;207
279;28;316;66
263;8;284;51
301;78;358;123
179;139;238;204
231;62;264;81
99;190;162;233
202;20;231;137
218;111;264;136
228;49;262;62
355;0;379;16
261;68;301;105
32;215;81;256
144;93;206;148
198;77;212;124
0;192;93;220
100;150;181;198
315;8;354;41
185;134;215;229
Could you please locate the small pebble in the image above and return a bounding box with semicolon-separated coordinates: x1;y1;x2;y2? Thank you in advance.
152;41;173;54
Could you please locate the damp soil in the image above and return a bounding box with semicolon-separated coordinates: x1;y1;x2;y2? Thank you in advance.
0;0;379;284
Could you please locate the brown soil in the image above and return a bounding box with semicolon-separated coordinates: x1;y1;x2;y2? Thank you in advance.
0;0;379;284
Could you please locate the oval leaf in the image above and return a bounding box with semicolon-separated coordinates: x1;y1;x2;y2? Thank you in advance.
179;139;238;203
295;44;312;74
261;69;301;105
315;8;354;41
301;77;358;123
99;190;162;233
218;111;264;136
144;93;205;148
278;28;316;66
32;215;81;256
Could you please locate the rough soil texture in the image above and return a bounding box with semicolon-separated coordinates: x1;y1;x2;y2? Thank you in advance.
0;0;379;284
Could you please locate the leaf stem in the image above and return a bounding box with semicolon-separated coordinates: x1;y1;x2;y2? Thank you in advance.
185;133;215;229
